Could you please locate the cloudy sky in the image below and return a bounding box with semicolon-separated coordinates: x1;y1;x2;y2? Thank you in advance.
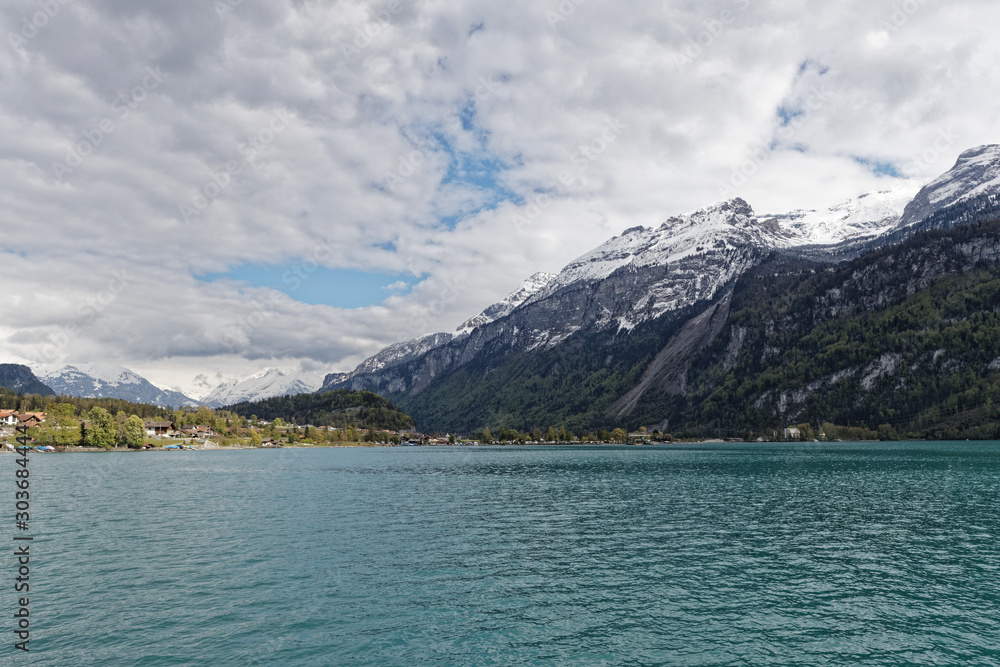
1;0;998;397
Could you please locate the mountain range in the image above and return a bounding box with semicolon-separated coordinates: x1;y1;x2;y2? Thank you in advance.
198;367;327;408
11;144;1000;436
318;144;1000;437
36;364;199;408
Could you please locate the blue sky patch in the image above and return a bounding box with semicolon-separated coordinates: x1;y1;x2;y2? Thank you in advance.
199;264;424;309
852;156;901;177
777;105;805;127
424;117;522;227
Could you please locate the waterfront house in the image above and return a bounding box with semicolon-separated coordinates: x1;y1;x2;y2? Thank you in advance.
144;421;176;437
784;427;801;441
0;410;18;426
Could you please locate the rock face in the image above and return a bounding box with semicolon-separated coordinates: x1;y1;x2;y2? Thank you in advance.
0;364;55;396
36;363;196;406
318;144;1000;431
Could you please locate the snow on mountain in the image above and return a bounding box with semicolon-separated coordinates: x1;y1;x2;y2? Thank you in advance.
201;367;327;408
898;144;1000;228
765;185;921;245
456;272;557;334
37;363;197;407
519;198;793;333
312;144;1000;405
318;332;454;393
354;333;454;375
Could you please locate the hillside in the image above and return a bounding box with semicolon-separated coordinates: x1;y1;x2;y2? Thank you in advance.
315;145;1000;438
0;364;55;396
638;219;1000;440
224;390;415;431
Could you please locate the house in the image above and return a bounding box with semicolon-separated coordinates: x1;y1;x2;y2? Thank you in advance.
0;410;18;426
144;421;176;437
17;413;46;428
179;425;214;437
784;427;801;441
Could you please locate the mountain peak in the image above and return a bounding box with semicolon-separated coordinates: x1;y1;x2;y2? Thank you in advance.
898;143;1000;228
765;185;920;245
456;272;558;333
201;367;326;408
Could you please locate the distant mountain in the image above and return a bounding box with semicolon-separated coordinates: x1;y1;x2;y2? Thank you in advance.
0;364;55;396
201;367;326;408
36;363;196;407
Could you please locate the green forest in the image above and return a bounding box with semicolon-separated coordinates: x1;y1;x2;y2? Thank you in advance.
223;389;415;431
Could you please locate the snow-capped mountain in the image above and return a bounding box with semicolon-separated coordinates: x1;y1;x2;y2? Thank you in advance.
456;272;557;334
766;186;920;245
318;333;455;392
899;145;1000;228
523;198;789;334
320;144;1000;414
201;367;327;408
37;363;197;407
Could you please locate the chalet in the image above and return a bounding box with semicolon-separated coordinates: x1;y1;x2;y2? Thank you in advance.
17;412;46;428
179;425;214;437
144;421;176;437
0;410;18;426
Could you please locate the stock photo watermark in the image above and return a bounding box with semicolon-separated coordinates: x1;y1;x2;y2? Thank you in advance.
40;270;132;364
876;0;932;34
900;126;959;176
215;235;336;351
7;0;72;52
178;109;294;223
381;74;504;193
51;65;169;180
340;0;403;59
672;0;751;70
513;116;628;233
546;0;587;29
716;82;833;198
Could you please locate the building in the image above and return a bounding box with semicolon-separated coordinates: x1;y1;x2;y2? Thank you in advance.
144;421;176;437
179;425;214;438
784;427;801;441
17;413;46;428
0;410;18;426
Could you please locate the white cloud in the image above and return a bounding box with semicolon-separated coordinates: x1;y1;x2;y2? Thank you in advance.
2;0;999;396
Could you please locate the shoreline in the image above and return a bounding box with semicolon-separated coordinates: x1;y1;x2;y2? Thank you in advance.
2;439;995;453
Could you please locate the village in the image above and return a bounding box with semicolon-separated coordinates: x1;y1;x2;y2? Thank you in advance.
2;408;843;452
0;408;486;451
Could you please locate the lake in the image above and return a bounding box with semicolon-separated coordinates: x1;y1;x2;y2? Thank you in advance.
11;443;1000;665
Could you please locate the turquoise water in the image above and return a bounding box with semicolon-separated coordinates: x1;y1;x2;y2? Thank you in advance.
9;443;1000;665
